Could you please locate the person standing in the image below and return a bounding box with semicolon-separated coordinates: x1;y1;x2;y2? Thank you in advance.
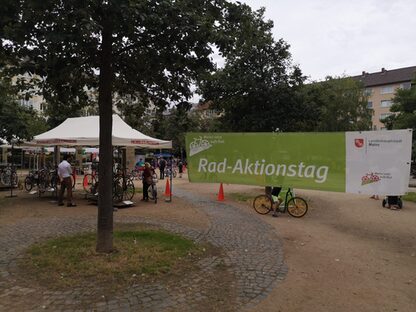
159;158;166;179
142;162;153;201
58;154;76;207
178;159;183;178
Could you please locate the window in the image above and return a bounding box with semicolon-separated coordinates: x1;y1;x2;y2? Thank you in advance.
400;82;411;90
364;88;373;96
367;101;373;109
379;113;393;121
380;86;394;94
380;100;393;108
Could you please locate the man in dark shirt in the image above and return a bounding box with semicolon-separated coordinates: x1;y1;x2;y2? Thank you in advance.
159;158;166;179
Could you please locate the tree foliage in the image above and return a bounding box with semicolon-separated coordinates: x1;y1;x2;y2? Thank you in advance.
300;77;372;132
0;75;48;142
383;85;416;130
1;0;262;252
382;84;416;161
156;102;196;156
198;6;304;132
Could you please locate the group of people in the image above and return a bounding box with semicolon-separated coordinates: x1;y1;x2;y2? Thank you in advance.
135;156;186;180
135;156;186;201
57;155;186;206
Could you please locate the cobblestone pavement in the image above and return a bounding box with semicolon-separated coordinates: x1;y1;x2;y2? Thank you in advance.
0;187;287;311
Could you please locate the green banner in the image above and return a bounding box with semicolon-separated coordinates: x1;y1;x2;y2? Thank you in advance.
185;133;346;192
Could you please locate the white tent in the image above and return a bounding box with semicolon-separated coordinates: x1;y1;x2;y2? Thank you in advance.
31;114;172;148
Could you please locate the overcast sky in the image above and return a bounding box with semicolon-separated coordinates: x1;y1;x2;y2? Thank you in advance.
238;0;416;81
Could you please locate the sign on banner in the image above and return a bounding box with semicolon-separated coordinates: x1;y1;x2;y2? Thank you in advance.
185;130;412;195
346;130;412;195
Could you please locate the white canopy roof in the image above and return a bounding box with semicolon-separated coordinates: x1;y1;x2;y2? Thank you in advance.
32;115;172;148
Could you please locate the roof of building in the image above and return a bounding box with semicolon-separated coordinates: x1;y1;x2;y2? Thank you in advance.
352;66;416;87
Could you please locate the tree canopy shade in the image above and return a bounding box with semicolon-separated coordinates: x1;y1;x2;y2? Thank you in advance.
1;0;265;252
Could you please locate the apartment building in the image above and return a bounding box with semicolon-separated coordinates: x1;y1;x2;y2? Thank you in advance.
352;66;416;130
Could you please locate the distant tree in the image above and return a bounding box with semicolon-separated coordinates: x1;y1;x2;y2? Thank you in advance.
300;77;372;132
190;112;222;133
1;0;257;252
158;102;198;157
198;6;305;132
382;84;416;130
0;75;48;142
382;83;416;162
115;94;153;134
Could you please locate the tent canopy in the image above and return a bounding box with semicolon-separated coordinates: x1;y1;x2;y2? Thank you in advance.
32;115;172;148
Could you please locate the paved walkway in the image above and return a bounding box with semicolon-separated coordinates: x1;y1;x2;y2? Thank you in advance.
0;187;286;311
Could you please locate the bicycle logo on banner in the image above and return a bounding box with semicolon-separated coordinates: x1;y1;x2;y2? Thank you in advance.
189;136;212;156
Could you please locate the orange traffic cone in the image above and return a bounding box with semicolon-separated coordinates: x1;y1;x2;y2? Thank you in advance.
217;183;225;201
164;179;172;196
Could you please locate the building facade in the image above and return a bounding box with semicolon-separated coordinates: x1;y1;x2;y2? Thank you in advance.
352;66;416;130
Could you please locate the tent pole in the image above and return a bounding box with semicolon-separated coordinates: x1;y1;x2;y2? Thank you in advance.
5;142;17;198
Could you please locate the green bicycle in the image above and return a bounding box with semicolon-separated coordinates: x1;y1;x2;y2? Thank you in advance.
253;187;308;218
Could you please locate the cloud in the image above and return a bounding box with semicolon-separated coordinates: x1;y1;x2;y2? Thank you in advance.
238;0;416;80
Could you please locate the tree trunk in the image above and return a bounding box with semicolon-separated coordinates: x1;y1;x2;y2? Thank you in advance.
96;19;114;253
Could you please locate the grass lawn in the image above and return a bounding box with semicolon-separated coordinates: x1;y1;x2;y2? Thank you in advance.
228;192;255;203
403;192;416;202
19;223;207;291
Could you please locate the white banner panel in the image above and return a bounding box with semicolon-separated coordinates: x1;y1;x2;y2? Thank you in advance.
346;129;412;195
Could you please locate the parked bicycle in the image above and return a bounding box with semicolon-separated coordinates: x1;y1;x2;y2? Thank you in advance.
146;173;158;204
83;168;98;193
24;169;43;192
25;167;76;193
112;174;135;202
253;187;308;218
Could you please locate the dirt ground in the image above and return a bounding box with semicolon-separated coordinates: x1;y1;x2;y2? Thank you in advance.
175;177;416;312
1;174;416;312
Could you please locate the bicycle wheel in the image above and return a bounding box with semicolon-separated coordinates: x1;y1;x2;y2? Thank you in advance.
151;186;157;204
72;173;76;189
37;173;48;193
1;168;11;186
50;173;59;189
123;179;135;201
148;185;154;200
287;197;308;218
11;171;18;187
83;174;94;192
253;195;273;214
112;178;123;203
24;176;33;192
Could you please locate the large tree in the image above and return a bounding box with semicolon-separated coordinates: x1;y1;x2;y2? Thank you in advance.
1;0;256;252
300;76;372;132
198;6;304;132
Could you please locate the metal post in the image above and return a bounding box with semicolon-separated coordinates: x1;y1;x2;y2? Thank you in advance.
6;142;17;198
